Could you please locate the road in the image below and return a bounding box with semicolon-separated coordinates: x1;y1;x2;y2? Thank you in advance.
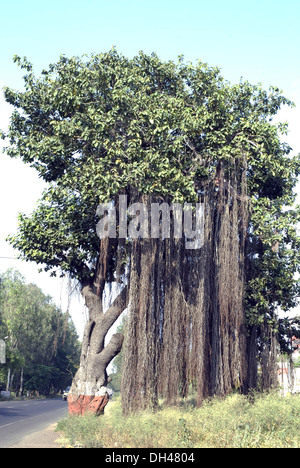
0;398;68;448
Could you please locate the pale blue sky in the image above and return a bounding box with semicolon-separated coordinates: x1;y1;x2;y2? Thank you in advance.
1;0;300;91
0;0;299;335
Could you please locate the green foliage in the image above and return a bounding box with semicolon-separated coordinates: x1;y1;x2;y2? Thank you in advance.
0;268;81;394
23;364;60;394
57;392;300;448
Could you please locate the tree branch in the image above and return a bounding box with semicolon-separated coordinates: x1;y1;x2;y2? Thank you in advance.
93;333;124;372
101;285;128;336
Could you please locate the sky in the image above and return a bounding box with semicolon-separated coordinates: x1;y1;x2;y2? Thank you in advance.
0;0;300;338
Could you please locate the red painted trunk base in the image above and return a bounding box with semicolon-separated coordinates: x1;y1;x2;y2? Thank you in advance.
68;393;109;415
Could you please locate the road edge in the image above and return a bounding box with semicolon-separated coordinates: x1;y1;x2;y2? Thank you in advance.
8;423;63;448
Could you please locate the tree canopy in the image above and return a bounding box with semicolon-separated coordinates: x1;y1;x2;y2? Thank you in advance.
3;51;299;281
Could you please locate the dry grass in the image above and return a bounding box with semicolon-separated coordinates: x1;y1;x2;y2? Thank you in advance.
57;391;300;448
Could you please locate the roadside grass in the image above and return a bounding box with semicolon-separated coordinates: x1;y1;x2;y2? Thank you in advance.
56;391;300;448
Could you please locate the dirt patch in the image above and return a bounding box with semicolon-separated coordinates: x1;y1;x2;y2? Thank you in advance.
9;423;63;448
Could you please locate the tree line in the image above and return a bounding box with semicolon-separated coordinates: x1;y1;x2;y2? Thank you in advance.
0;268;81;396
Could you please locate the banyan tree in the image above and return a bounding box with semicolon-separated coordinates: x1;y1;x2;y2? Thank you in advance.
3;51;300;415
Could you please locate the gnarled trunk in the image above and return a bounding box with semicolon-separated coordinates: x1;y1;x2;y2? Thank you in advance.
68;280;128;415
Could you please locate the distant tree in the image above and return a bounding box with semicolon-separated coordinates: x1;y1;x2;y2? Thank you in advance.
0;269;80;394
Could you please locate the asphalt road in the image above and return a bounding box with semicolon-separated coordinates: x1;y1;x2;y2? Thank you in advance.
0;398;68;448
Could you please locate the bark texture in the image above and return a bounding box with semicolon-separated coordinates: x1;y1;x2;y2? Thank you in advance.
68;240;128;415
121;158;250;414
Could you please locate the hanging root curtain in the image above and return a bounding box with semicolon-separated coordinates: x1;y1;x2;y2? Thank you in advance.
121;157;254;415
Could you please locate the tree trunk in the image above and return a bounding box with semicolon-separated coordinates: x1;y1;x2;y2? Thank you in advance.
19;367;24;397
68;280;128;415
6;368;11;393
